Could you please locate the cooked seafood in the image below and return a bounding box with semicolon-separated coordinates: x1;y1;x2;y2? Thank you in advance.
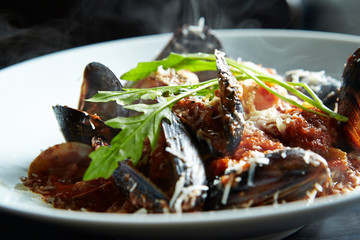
160;113;207;212
215;49;245;154
155;18;222;82
22;142;126;212
78;62;128;120
21;28;360;214
156;18;223;60
113;161;169;213
286;69;341;109
338;48;360;151
113;113;208;213
206;148;331;210
53;105;119;146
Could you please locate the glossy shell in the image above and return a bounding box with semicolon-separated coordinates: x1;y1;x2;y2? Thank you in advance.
338;48;360;151
79;62;128;120
53;105;119;146
215;50;245;154
206;148;331;210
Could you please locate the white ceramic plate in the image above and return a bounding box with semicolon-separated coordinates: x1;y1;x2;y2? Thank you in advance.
1;29;360;240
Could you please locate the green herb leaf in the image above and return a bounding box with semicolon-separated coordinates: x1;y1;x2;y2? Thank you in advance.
83;80;218;180
83;51;348;180
83;100;174;180
120;52;217;81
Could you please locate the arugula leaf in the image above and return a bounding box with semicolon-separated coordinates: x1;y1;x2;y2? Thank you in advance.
121;52;217;81
83;51;348;181
83;100;173;180
83;80;218;180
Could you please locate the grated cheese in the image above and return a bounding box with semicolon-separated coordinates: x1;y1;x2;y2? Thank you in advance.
169;173;208;213
187;17;206;40
247;107;291;136
245;151;270;187
286;69;340;93
221;176;233;205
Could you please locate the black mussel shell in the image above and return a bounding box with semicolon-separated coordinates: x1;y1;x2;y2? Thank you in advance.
53;105;119;146
79;62;128;120
338;48;360;151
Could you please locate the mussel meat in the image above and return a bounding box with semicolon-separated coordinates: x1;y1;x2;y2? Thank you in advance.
22;142;126;212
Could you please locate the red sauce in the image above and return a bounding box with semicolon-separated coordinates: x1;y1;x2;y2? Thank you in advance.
281;108;339;157
22;143;127;212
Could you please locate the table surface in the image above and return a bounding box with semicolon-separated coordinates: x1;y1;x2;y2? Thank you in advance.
2;203;360;240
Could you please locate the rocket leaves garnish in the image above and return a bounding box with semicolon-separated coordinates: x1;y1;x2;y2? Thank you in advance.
83;79;218;180
120;52;217;81
83;52;348;181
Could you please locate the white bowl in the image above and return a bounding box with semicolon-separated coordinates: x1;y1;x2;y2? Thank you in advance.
1;29;360;240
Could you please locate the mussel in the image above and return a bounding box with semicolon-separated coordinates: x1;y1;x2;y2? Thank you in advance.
78;62;129;120
338;48;360;151
171;50;245;158
161;113;208;212
53;105;119;146
25;24;360;214
113;161;170;213
286;69;341;110
156;18;223;60
113;113;208;213
156;19;223;82
22;142;125;212
206;148;331;209
215;49;245;154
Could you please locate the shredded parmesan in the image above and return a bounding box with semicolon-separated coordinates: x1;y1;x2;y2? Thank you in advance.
221;177;233;205
187;17;206;40
306;189;318;205
273;190;280;206
286;69;340;93
165;147;187;163
169;173;208;213
169;173;186;208
314;182;323;192
245;151;270;187
129;182;137;193
247;107;291;136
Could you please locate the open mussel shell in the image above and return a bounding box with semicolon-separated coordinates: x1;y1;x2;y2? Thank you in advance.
112;113;208;213
161;113;208;212
24;142;125;212
215;50;245;155
156;23;223;60
28;142;93;182
206;148;331;210
53;105;119;146
162;113;207;188
285;69;341;110
156;22;223;82
338;48;360;151
78;62;128;120
113;161;169;213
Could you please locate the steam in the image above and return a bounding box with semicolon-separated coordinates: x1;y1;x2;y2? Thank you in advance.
0;0;292;69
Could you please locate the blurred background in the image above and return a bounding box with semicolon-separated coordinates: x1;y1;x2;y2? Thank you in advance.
0;0;359;70
2;1;360;239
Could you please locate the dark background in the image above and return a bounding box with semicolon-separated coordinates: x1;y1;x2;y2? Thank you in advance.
2;0;360;239
1;0;359;70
